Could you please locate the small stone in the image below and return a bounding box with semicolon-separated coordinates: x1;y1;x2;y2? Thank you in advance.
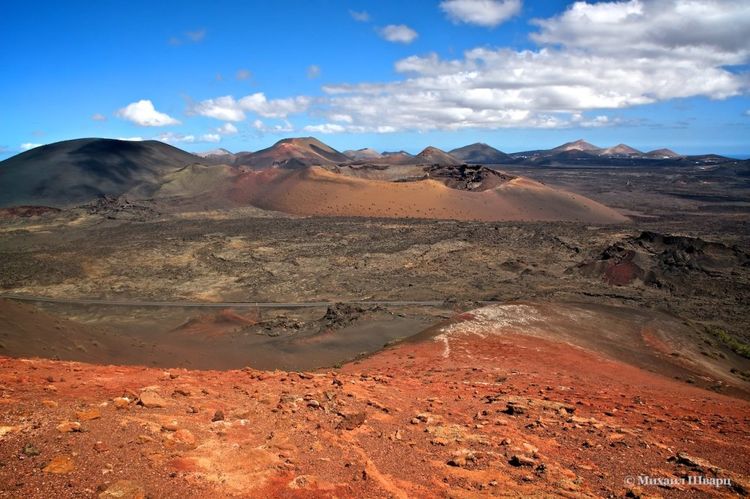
56;421;81;433
509;454;536;467
447;449;477;468
44;455;75;474
138;391;166;409
113;397;131;409
336;412;366;430
76;408;101;421
93;441;108;452
307;400;320;409
42;400;58;408
173;429;196;446
172;387;191;397
212;410;225;422
22;443;41;457
162;421;179;432
98;479;146;499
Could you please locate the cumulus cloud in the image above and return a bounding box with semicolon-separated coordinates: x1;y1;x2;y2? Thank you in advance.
191;93;310;121
187;1;750;133
116;100;180;127
307;65;321;79
440;0;522;27
531;0;750;64
156;132;220;144
20;143;43;151
350;10;370;22
236;69;252;81
91;113;107;121
252;119;294;133
216;123;238;135
314;0;750;132
303;123;346;134
379;25;418;44
116;137;144;141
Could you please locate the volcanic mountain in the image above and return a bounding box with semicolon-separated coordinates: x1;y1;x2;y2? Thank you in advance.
413;146;460;165
342;148;382;161
449;143;511;164
646;148;682;159
598;144;643;157
0;138;204;207
230;165;628;223
550;139;601;153
234;137;350;169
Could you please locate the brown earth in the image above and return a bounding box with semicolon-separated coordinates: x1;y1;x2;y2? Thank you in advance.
230;167;628;223
0;302;748;498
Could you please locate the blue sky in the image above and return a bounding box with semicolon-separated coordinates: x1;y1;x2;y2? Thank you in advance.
1;0;749;158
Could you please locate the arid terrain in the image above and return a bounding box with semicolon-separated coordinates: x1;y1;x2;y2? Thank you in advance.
0;137;749;498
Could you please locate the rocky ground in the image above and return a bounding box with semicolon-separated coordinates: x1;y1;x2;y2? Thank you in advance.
0;304;748;498
0;164;748;497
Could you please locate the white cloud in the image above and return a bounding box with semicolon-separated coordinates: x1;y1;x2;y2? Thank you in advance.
379;25;418;44
116;100;180;127
91;113;107;121
745;109;750;116
185;29;206;42
531;0;750;65
239;93;311;118
20;143;43;151
191;93;310;121
314;0;750;132
116;137;144;141
440;0;522;27
156;132;220;144
216;122;238;135
252;119;294;133
188;0;750;134
307;64;321;79
303;123;346;134
191;96;246;122
169;28;206;46
236;69;252;81
350;10;370;22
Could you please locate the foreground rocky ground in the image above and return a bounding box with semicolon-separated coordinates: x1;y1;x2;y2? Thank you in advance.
1;303;749;498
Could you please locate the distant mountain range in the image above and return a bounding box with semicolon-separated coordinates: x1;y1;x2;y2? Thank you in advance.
184;136;735;168
0;136;743;211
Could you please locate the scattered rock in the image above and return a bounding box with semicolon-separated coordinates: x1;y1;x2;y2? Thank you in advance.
113;397;131;409
43;455;75;474
98;479;146;499
138;391;166;409
76;408;102;421
93;441;108;452
337;411;366;430
173;429;196;446
22;443;40;457
509;454;536;467
56;421;81;433
211;410;225;422
162;420;179;432
447;449;477;468
42;400;58;408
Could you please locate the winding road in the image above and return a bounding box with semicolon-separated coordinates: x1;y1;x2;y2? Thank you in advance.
0;293;469;309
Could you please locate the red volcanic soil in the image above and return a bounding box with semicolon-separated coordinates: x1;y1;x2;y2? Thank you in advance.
230;167;629;224
0;304;748;497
